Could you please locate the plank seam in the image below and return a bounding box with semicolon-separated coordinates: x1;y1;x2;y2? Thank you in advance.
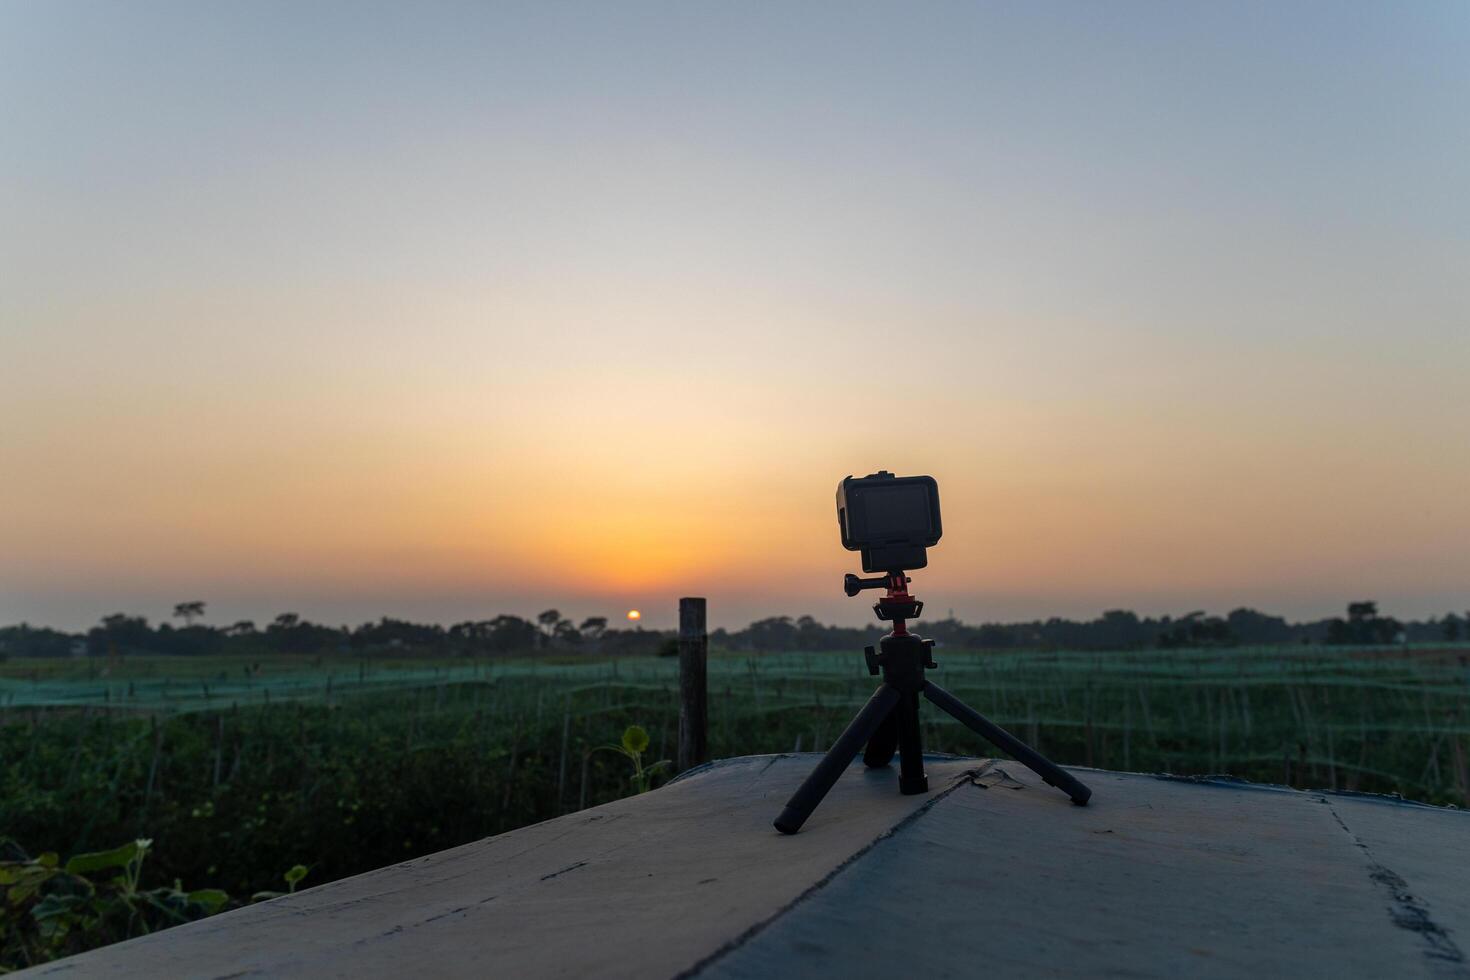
1323;797;1468;977
672;766;985;979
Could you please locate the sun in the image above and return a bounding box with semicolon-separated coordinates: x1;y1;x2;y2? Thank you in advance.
626;609;641;621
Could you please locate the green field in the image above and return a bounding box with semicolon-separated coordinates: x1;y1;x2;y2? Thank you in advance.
4;644;1468;895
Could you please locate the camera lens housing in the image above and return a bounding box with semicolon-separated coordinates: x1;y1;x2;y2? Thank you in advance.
836;471;942;573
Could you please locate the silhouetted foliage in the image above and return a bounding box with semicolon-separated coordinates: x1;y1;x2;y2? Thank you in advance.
1325;600;1403;645
1156;612;1234;649
5;597;1462;661
349;618;446;654
579;617;608;641
86;614;153;655
0;624;75;659
718;602;1450;653
264;614;343;654
1226;608;1295;645
480;615;540;653
172;601;206;627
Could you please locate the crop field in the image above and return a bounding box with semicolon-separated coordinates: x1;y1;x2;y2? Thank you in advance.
3;644;1468;907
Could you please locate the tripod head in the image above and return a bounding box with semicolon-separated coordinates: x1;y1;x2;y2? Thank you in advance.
843;570;923;625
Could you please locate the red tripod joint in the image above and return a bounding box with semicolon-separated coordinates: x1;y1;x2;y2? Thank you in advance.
884;571;912;600
873;571;922;634
843;570;923;632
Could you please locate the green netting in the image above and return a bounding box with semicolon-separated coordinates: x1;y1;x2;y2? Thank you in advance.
3;645;1467;803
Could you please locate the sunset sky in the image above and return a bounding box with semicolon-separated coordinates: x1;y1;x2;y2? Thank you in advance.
3;3;1468;631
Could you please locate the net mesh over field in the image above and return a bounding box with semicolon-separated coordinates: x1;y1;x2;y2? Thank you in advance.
5;645;1469;804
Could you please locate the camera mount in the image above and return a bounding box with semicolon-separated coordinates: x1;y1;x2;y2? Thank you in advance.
773;475;1092;835
843;570;922;620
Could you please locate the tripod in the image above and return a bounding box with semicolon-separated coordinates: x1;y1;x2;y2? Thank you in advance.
774;571;1091;834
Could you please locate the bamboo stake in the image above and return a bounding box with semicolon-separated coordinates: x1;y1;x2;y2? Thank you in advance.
556;706;571;813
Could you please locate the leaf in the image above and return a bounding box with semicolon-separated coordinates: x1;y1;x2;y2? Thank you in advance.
65;841;138;875
8;882;40;905
187;888;230;913
32;893;90;943
283;865;308;888
31;893;87;921
36;852;59;869
7;863;45;881
621;725;650;754
0;866;52;890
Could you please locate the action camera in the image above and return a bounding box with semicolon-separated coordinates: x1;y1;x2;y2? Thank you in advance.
835;471;942;573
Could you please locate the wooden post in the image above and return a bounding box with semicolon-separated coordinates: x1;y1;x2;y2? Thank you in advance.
678;597;708;772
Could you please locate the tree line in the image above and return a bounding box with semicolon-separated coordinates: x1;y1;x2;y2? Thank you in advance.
1;600;1465;659
0;605;670;659
716;601;1465;653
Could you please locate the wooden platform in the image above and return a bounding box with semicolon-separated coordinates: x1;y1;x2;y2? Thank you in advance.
24;754;1470;978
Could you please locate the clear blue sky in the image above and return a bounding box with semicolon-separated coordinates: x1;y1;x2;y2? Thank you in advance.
3;2;1467;630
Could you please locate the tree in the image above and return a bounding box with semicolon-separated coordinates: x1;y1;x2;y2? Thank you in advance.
88;614;152;655
350;618;445;653
1443;613;1462;642
264;613;340;654
1329;601;1399;645
794;615;826;650
1094;610;1146;649
225;620;256;637
745;616;798;653
172;601;205;627
1226;608;1293;645
448;621;485;651
536;609;561;637
579;617;608;642
0;624;75;658
485;615;539;653
977;624;1016;648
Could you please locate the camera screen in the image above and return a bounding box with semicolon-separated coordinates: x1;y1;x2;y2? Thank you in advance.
862;485;932;538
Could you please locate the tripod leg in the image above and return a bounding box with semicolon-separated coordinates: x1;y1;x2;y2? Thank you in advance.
895;691;927;794
774;684;902;834
863;709;898;768
923;681;1092;805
